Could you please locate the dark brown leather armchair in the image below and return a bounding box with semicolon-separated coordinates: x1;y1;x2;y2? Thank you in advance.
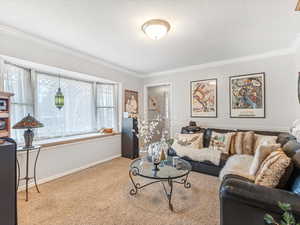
220;175;300;225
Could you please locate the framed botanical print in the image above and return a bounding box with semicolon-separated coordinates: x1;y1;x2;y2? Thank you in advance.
124;90;138;118
229;72;265;118
190;79;217;117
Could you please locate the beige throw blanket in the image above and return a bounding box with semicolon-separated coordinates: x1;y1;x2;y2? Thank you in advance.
172;142;221;166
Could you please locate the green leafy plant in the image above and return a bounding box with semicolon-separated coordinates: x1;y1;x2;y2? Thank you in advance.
264;202;299;225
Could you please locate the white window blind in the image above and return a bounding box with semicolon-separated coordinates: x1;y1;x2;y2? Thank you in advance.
36;73;94;139
96;83;118;131
3;63;34;142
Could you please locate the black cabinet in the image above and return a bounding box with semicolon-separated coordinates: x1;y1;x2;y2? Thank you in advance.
122;118;139;159
0;138;17;225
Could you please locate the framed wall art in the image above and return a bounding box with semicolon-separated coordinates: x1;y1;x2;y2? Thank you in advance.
190;78;217;117
124;90;138;118
229;72;265;118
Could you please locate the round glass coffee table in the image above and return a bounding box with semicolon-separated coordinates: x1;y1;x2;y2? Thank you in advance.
129;157;192;211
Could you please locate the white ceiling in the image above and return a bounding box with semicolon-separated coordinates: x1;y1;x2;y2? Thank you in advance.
0;0;299;75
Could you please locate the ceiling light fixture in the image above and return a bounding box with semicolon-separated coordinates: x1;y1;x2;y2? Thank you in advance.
142;19;171;40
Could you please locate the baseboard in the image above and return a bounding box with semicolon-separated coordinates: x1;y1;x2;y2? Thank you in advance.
17;154;121;192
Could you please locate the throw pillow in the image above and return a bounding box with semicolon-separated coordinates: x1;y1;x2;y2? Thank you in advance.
254;134;277;153
210;132;234;154
229;133;237;155
243;131;255;155
234;132;244;154
175;133;203;149
249;143;281;176
255;149;292;188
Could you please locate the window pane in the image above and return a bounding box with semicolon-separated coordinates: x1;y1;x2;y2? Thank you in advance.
96;83;118;131
3;63;33;143
97;84;114;107
97;108;115;129
36;73;94;138
4;64;33;104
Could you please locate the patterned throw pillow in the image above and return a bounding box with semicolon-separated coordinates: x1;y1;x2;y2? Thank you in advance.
249;143;281;176
243;131;255;155
210;132;234;154
234;132;244;154
175;133;203;149
255;149;291;188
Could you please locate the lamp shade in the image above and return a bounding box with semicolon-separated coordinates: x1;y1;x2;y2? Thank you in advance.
13;114;44;129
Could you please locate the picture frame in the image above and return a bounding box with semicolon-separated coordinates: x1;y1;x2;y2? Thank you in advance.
148;96;159;111
190;78;217;118
229;72;265;118
0;98;8;112
124;90;138;118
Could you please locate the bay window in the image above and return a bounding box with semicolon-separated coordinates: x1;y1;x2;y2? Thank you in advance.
1;61;119;143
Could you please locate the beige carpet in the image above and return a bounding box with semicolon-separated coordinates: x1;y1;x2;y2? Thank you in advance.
18;157;220;225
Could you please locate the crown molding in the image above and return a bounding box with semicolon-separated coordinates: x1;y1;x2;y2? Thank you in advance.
146;47;295;77
0;24;144;78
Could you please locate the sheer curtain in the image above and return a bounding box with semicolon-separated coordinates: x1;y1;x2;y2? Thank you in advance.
96;83;118;131
1;61;119;143
36;73;94;139
3;63;34;143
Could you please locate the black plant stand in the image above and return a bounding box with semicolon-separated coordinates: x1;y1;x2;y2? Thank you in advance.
16;145;41;201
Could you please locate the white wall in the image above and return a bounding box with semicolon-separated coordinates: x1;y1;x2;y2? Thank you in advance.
17;135;121;189
144;53;298;134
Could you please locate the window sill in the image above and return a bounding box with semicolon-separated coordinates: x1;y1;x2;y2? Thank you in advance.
30;132;121;149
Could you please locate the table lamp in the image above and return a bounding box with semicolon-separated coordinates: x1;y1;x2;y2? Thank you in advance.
13;114;44;148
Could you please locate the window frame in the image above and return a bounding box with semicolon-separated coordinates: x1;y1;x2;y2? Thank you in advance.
2;60;120;143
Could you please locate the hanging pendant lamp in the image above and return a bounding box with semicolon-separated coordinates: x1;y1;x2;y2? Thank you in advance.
55;75;64;110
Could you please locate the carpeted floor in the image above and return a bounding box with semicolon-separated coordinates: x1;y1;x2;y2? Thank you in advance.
18;157;220;225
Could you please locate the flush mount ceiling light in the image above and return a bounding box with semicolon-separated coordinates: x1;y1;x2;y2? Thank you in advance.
142;19;171;40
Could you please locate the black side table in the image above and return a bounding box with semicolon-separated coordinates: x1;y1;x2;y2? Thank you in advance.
16;145;41;201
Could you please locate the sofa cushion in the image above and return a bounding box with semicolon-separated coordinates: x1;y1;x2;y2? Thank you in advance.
254;134;278;153
255;149;292;188
282;140;300;169
243;131;255;155
283;140;300;157
234;132;244;154
229;133;237;155
219;154;255;181
249;143;281;176
172;142;221;166
210;131;234;154
175;133;203;149
277;132;296;147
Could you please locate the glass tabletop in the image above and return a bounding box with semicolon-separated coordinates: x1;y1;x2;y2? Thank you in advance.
130;157;192;180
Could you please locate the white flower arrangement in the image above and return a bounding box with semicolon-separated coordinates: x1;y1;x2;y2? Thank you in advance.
137;116;161;149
